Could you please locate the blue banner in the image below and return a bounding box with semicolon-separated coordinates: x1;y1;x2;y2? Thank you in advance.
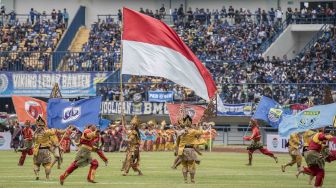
217;103;252;116
47;97;102;131
253;96;284;128
279;103;336;137
148;91;174;102
0;72;111;97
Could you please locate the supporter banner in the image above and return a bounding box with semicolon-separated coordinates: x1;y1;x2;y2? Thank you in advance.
217;103;252;116
47;97;102;131
0;132;12;150
282;103;309;115
0;72;111;97
266;134;289;153
101;101;168;115
148;91;174;102
267;134;336;153
167;103;206;125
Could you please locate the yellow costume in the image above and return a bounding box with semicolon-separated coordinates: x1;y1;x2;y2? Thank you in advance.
176;116;204;184
33;116;56;180
281;133;302;172
165;128;175;151
303;130;316;154
122;116;143;176
50;132;62;169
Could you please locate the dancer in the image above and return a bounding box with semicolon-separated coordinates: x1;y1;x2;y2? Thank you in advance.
243;119;278;165
18;120;33;166
177;115;204;183
281;132;302;172
33;116;57;180
59;124;101;185
122;116;143;176
297;128;334;187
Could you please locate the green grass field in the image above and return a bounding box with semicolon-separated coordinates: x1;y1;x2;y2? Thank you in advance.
0;150;335;188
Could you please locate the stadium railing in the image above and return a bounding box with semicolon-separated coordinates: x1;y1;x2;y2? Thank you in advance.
97;13;289;26
96;82;336;104
297;24;329;57
53;6;86;70
0;51;117;72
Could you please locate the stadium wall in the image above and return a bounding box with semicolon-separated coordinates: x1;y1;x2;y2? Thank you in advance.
263;24;323;59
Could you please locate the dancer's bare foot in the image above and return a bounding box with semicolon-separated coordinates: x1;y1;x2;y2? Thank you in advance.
281;165;285;172
295;170;303;179
274;157;278;163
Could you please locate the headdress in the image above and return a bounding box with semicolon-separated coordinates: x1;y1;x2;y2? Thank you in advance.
131;115;140;126
24;120;31;126
36;115;46;127
147;119;157;126
182;115;192;127
250;119;258;127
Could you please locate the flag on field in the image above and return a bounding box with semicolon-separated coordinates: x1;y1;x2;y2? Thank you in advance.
47;97;102;131
99;118;111;130
12;96;47;124
279;103;336;137
167;103;206;125
253;96;283;128
121;8;217;102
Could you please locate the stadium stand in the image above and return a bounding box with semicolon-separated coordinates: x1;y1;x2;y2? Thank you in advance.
0;8;67;71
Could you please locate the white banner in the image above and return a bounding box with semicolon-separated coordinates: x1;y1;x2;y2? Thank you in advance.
266;134;289;153
267;134;336;153
0;132;12;150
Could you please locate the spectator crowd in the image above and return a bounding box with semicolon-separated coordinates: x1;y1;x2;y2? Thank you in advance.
0;4;334;105
0;7;69;71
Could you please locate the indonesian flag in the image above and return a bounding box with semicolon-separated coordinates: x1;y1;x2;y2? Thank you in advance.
121;8;217;101
167;103;206;125
12;96;47;124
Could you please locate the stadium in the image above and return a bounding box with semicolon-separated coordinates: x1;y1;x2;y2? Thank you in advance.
0;0;335;187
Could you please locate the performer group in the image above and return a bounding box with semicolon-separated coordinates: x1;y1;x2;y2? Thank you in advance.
9;113;336;187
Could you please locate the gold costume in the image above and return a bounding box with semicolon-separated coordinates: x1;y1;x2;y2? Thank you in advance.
303;130;316;152
179;128;204;183
122;116;143;176
281;133;302;172
33;116;56;180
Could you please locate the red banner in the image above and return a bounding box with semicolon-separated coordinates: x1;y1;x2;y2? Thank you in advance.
12;96;47;124
167;103;206;125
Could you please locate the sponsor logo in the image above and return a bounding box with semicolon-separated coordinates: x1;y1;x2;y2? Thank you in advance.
0;74;9;93
185;107;196;118
133;93;143;103
243;105;252;115
272;137;278;148
24;101;43;119
62;106;81;123
268;108;283;123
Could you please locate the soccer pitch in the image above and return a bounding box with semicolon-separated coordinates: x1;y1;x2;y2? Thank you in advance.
0;151;335;188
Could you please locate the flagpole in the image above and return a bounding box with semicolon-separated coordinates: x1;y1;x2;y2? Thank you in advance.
119;8;125;126
209;127;212;152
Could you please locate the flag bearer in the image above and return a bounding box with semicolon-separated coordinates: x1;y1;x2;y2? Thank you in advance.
60;124;101;185
243;119;278;165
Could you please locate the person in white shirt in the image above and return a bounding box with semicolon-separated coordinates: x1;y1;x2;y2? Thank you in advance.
276;8;283;23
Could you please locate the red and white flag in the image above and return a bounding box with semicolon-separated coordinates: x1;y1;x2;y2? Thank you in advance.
12;96;47;124
121;8;217;102
167;103;206;125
